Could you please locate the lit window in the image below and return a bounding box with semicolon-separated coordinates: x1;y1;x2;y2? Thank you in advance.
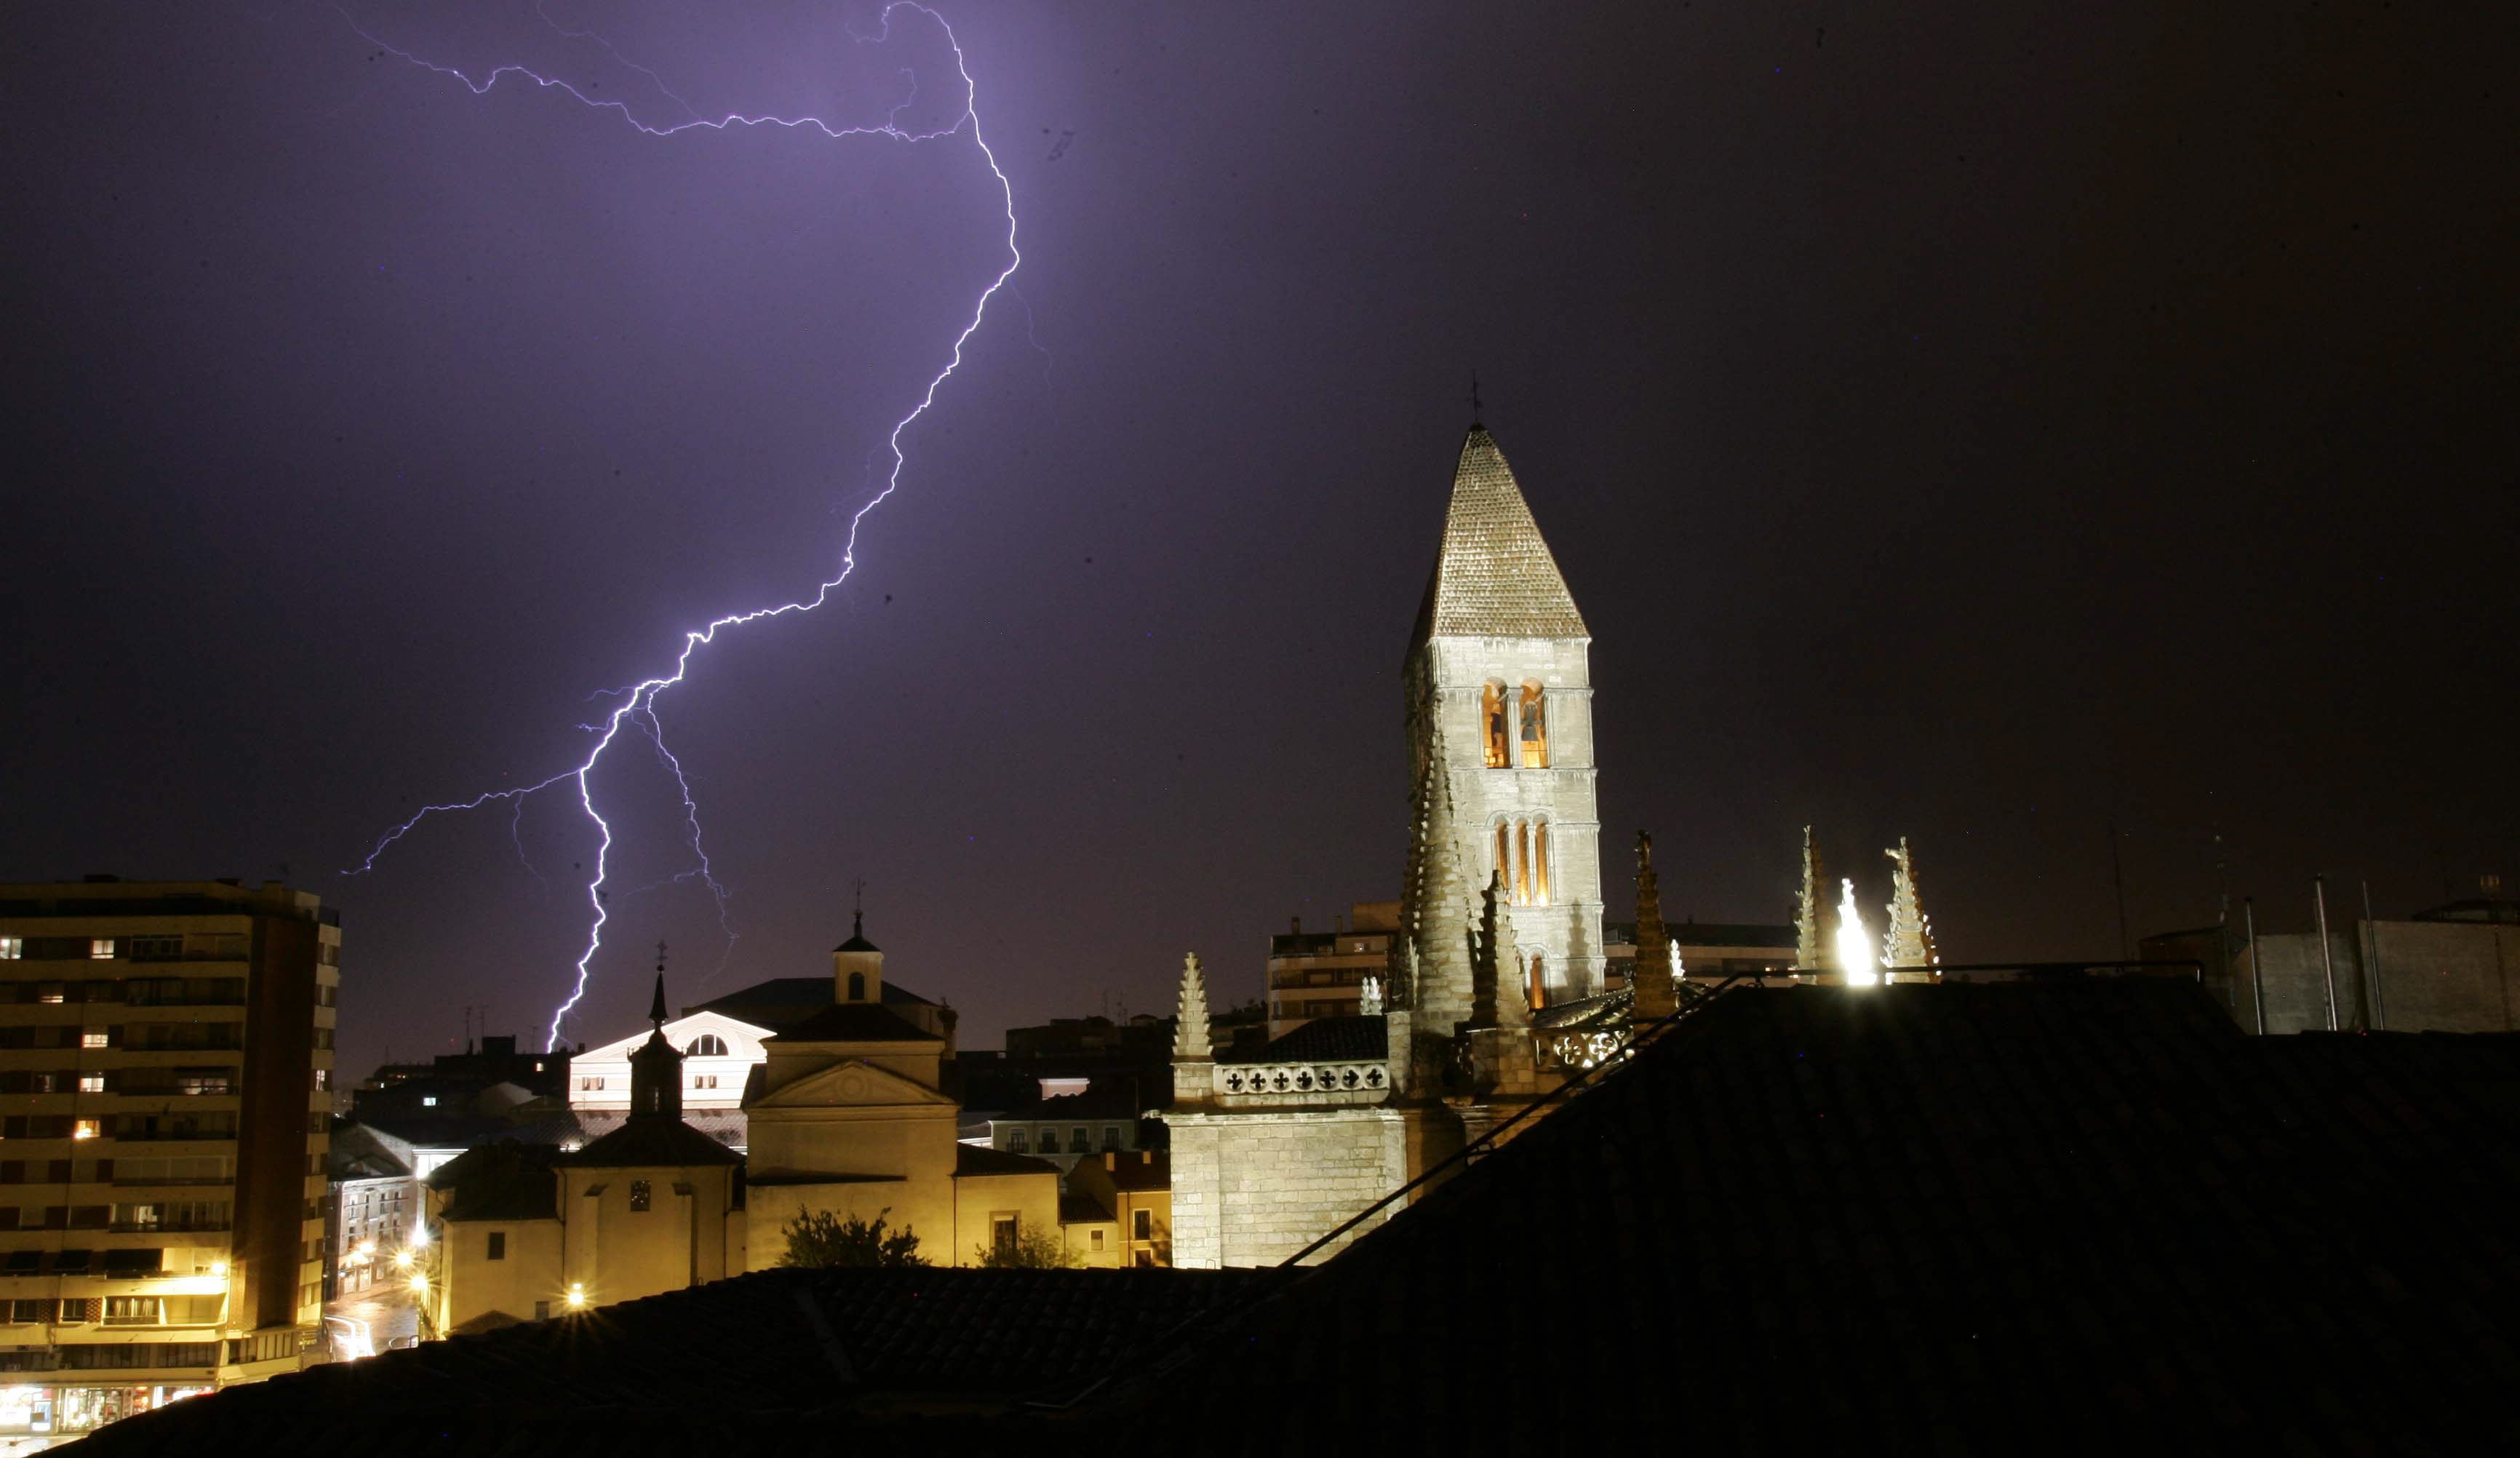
684;1034;728;1057
420;1096;436;1108
629;1179;651;1213
1493;822;1510;890
72;1120;100;1140
0;938;20;960
1533;822;1550;906
81;1029;108;1049
1528;954;1547;1011
1515;821;1531;904
78;1073;104;1094
1518;684;1547;768
1480;683;1510;768
37;984;64;1005
690;1075;717;1090
89;939;116;960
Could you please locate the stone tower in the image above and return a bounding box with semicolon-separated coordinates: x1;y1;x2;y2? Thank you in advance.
1404;423;1605;1003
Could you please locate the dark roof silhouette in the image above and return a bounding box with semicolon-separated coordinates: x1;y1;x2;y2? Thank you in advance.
1113;979;2520;1451
70;1267;1283;1454
954;1143;1060;1178
570;1115;744;1168
690;975;933;1031
772;1001;939;1044
1219;1013;1387;1064
76;978;2520;1454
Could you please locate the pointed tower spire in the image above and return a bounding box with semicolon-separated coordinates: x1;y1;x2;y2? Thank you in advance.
628;944;683;1120
1171;952;1212;1061
1170;952;1213;1110
1795;826;1828;971
1405;727;1478;1039
1475;869;1528;1027
1408;425;1590;658
1632;832;1678;1020
1881;837;1939;971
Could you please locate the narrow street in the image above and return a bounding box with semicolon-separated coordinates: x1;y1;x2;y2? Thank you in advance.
323;1282;421;1359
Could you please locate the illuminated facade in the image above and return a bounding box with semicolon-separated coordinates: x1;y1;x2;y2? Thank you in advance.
1263;901;1400;1038
0;878;335;1438
1406;425;1605;1003
421;971;742;1334
1168;423;1616;1267
741;920;1061;1268
567;1009;770;1115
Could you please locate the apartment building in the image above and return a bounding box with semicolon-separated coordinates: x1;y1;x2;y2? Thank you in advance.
0;878;335;1441
1263;901;1399;1040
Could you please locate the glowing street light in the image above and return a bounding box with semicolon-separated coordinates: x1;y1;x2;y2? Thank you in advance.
407;1272;429;1295
1836;878;1880;987
392;1249;414;1271
563;1283;587;1310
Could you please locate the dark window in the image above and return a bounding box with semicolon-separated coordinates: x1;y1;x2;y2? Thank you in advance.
1038;1128;1058;1155
1133;1208;1153;1240
629;1179;651;1213
683;1033;728;1057
534;1301;550;1320
487;1231;506;1261
992;1215;1018;1256
846;971;866;1001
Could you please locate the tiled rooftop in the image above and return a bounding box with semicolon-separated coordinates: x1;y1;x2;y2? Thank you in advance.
71;1266;1285;1454
1219;1013;1388;1064
1408;425;1589;650
82;979;2520;1454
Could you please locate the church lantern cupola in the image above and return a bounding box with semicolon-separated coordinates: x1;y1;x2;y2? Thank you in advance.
834;911;884;1005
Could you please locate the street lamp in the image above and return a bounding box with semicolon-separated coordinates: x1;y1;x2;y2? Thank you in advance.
562;1283;586;1311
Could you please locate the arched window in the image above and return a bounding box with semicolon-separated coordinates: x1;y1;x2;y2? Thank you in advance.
683;1033;728;1057
1480;684;1511;768
1533;822;1551;906
846;971;866;1002
1494;822;1511;890
1519;684;1549;768
1527;954;1547;1011
1515;821;1532;904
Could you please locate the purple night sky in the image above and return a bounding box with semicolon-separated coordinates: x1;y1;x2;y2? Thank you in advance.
4;1;2509;1077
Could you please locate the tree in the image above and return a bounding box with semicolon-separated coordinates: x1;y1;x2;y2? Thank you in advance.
777;1207;928;1269
973;1225;1078;1269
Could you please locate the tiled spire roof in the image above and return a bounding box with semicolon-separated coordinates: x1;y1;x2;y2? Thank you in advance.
1409;425;1589;653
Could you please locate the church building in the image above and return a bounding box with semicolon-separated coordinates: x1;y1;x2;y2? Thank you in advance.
1167;421;1648;1268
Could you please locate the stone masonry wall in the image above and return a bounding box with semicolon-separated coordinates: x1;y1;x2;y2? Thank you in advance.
1163;1109;1405;1269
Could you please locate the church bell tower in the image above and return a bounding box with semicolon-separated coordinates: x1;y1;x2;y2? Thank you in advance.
1402;421;1605;1006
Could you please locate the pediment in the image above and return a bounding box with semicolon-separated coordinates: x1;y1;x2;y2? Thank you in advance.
751;1057;954;1110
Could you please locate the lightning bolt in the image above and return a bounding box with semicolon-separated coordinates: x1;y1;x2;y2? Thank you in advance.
338;2;1021;1051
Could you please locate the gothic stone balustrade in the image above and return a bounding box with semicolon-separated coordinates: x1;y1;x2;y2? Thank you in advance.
1212;1061;1389;1107
1536;1027;1629;1072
